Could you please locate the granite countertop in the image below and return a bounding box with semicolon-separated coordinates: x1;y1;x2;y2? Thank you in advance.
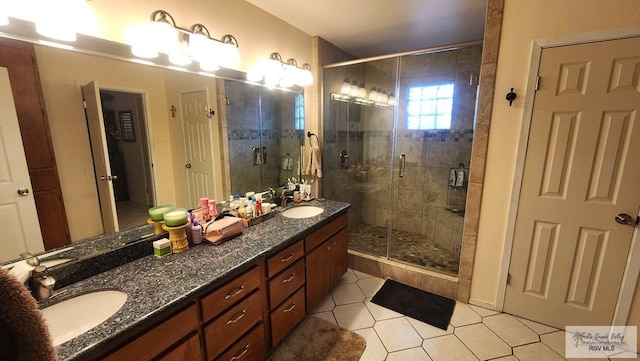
49;199;350;361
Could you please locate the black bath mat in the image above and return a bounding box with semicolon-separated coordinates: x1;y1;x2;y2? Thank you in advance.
371;279;455;330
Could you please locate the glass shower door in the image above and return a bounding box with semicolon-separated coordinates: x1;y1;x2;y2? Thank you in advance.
322;57;399;260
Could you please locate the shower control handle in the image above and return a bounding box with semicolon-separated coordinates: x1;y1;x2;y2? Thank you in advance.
399;153;406;177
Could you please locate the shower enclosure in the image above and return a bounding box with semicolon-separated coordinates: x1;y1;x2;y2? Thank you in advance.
322;44;482;276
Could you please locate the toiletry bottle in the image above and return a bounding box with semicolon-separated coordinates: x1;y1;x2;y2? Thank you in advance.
208;199;217;217
456;169;465;187
255;194;262;216
245;204;253;219
238;206;245;219
449;169;457;186
191;219;203;245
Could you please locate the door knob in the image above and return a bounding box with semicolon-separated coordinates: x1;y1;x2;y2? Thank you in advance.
185;163;192;169
615;213;635;225
17;188;29;196
111;175;118;180
100;176;107;180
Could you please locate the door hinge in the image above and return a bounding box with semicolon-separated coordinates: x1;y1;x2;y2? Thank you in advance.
534;76;540;91
83;100;87;109
507;273;512;285
225;97;230;105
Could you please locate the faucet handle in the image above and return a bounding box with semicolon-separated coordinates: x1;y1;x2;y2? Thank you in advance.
20;252;40;267
32;265;49;278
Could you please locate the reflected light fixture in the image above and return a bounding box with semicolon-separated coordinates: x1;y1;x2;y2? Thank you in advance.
247;52;313;88
130;10;240;71
0;12;8;26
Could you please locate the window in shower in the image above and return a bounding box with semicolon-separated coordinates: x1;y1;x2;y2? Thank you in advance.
406;83;454;130
294;93;305;130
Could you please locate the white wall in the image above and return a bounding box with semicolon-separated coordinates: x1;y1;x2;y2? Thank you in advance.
471;0;640;326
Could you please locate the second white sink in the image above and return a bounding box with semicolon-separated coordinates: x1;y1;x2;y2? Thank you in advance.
281;205;324;219
40;290;127;346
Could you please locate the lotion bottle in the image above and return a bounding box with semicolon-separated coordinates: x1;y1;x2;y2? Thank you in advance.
191;219;203;245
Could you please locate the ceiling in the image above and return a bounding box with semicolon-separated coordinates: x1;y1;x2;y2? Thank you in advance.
246;0;488;59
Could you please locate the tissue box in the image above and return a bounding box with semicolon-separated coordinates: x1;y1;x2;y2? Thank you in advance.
153;238;172;258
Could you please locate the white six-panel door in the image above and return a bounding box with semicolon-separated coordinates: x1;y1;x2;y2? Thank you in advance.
505;37;640;327
0;67;44;261
181;90;215;208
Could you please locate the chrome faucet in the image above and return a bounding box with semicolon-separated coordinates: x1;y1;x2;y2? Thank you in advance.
281;190;294;207
20;252;56;301
30;265;56;301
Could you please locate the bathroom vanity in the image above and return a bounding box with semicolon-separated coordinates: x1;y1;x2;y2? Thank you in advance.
42;199;349;361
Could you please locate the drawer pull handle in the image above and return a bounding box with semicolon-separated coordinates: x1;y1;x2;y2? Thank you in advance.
230;345;250;360
225;285;245;300
280;253;294;263
282;273;296;283
227;309;247;325
284;302;296;313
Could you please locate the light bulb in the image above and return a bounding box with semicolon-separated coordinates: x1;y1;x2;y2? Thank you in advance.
380;90;389;104
340;78;352;95
299;68;313;86
368;87;379;101
350;80;359;97
388;92;396;106
358;83;367;98
0;14;8;26
130;23;159;58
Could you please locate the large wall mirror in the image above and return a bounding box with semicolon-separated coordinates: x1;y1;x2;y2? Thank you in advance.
0;19;304;262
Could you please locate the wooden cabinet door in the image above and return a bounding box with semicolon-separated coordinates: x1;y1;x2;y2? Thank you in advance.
329;228;349;286
305;242;330;311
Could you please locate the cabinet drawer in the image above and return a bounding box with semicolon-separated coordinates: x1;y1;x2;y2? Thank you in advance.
268;259;305;309
270;287;305;346
215;324;266;361
267;240;303;278
103;304;198;361
201;266;260;323
204;290;263;359
304;213;347;251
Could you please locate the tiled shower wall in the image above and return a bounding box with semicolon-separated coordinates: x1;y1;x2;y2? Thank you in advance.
225;80;301;196
324;45;481;256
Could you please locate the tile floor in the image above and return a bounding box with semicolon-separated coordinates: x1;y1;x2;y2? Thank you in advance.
116;200;150;230
303;269;637;361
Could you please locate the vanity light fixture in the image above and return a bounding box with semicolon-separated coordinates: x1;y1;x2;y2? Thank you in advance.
247;52;313;87
0;13;8;26
130;10;241;71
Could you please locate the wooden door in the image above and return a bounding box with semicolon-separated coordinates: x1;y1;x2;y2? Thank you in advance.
0;68;44;261
505;37;640;327
82;81;118;233
181;90;215;207
0;37;70;250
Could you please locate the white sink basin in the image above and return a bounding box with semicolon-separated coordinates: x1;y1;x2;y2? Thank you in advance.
281;205;324;219
41;290;127;346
